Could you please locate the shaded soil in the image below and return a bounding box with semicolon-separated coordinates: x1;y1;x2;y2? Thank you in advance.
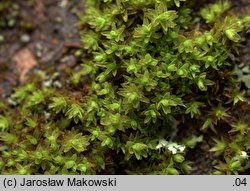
0;0;83;97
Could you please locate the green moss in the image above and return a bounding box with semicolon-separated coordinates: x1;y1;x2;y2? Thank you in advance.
0;0;250;174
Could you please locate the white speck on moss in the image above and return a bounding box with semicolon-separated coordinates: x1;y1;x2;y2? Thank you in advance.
239;151;249;160
156;139;185;154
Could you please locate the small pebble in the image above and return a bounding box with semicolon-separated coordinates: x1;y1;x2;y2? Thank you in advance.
0;35;5;43
35;43;43;57
8;19;16;27
59;0;68;8
36;43;43;50
20;34;31;43
55;17;63;23
36;51;42;58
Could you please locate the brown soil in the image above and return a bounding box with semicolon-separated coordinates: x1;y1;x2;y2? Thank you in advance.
0;0;83;97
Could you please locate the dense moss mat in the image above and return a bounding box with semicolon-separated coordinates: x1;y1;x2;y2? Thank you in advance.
0;0;250;174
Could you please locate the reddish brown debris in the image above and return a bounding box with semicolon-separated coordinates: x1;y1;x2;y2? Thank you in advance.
13;48;38;84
